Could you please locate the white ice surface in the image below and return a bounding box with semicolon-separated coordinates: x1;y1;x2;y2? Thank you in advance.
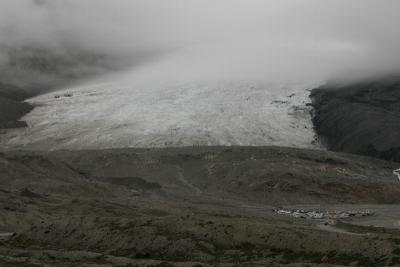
1;80;320;150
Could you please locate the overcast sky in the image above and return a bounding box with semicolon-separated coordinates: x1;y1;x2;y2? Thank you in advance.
1;0;400;83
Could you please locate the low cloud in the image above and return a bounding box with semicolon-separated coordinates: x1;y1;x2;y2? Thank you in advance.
1;0;400;91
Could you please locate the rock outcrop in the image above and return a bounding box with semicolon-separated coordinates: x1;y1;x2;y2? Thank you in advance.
0;83;33;129
311;75;400;162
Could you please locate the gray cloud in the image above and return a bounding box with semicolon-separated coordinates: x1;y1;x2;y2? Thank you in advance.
1;0;400;90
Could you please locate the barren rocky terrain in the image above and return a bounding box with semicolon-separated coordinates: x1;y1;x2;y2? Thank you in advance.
2;2;400;266
2;75;400;266
311;75;400;162
1;146;400;266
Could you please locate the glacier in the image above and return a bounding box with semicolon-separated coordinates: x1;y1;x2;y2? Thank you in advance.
0;79;321;150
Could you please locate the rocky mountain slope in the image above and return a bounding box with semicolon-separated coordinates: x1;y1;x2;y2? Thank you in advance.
0;83;33;129
1;147;400;266
311;76;400;162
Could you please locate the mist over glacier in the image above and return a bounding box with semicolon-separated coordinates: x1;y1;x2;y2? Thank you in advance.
2;0;400;84
1;0;400;149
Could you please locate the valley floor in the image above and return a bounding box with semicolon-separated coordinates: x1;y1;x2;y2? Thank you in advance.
1;146;400;266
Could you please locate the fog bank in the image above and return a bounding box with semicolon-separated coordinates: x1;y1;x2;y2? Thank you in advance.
1;0;400;90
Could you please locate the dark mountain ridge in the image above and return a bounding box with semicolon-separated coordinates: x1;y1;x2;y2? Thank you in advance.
311;75;400;162
0;82;33;129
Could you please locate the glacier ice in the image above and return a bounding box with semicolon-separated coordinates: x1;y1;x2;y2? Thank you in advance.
1;80;321;150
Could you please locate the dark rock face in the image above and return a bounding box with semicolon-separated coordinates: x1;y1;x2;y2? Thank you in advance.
311;76;400;162
0;83;33;129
